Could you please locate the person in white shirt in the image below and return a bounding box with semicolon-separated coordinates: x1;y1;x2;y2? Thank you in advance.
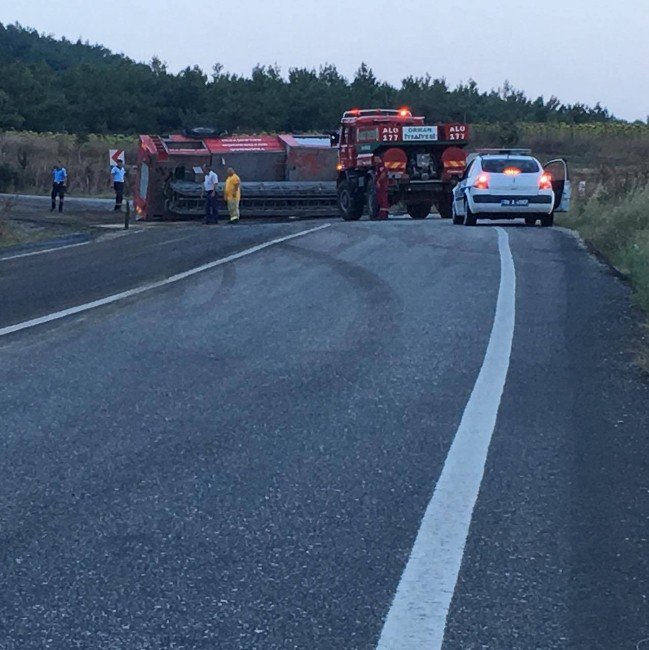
202;163;219;224
110;160;126;211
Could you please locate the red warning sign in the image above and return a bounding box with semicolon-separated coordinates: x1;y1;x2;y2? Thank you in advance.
109;149;125;165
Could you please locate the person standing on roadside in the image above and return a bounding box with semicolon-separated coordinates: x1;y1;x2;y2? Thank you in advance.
202;163;219;224
110;159;126;211
50;161;67;213
224;167;241;223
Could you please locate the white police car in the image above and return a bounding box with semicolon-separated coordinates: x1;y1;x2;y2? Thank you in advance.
451;150;571;227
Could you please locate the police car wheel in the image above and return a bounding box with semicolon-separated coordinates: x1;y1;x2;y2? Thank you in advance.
540;213;554;227
464;202;477;226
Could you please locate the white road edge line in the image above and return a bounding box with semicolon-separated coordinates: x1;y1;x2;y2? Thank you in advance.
0;228;148;262
0;223;332;337
0;240;91;261
377;226;516;650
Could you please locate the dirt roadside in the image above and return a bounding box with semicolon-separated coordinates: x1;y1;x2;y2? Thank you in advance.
0;193;129;251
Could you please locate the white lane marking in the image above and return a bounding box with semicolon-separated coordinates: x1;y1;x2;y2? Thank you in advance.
377;226;516;650
0;223;331;337
0;228;147;262
0;240;90;261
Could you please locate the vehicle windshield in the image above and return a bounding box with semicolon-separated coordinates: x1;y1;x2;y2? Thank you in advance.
482;158;540;173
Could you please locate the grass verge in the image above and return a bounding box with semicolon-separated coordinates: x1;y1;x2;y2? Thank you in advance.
559;182;649;373
0;195;19;247
0;195;90;250
1;219;59;249
0;223;20;247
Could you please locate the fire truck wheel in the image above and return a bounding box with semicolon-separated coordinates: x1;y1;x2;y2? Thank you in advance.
367;178;380;220
338;180;364;221
436;194;453;219
407;203;432;219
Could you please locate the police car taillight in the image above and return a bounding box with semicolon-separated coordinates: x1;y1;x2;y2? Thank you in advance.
539;173;552;190
474;173;489;190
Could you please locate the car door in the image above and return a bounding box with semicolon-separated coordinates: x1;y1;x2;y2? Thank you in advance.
453;160;475;217
543;159;571;212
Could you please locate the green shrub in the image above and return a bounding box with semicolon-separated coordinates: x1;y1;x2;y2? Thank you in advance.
565;182;649;371
0;131;138;195
569;183;649;279
0;162;18;192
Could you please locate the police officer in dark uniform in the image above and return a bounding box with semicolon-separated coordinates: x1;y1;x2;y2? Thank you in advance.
51;162;67;212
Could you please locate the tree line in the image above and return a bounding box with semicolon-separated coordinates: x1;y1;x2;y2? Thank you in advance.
0;22;616;136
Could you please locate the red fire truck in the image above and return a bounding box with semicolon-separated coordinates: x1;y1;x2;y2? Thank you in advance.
333;108;469;220
133;130;338;220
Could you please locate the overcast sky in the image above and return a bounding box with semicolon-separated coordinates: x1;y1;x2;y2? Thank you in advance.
1;0;647;121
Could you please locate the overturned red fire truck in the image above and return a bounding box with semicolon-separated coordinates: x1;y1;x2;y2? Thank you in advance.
133;130;338;220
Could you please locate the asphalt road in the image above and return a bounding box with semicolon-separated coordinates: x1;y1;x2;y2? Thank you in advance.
0;217;647;649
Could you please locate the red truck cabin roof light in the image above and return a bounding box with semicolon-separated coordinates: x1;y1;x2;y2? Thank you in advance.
474;173;489;190
539;172;552;190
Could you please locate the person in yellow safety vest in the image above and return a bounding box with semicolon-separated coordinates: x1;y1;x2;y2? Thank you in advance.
224;167;241;223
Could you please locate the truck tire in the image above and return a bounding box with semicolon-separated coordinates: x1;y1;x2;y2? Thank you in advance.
338;180;364;221
436;194;453;219
540;213;554;227
367;177;380;220
407;203;431;219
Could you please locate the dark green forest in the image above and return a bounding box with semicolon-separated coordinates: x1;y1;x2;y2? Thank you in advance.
0;22;615;135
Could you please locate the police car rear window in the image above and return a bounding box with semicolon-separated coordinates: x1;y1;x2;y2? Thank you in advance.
482;158;540;173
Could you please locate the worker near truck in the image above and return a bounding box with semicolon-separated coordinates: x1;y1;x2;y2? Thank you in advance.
224;167;241;223
374;156;389;220
110;159;126;211
202;163;219;224
50;162;67;213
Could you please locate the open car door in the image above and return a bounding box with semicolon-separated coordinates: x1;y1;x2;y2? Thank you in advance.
544;159;571;212
452;158;475;218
